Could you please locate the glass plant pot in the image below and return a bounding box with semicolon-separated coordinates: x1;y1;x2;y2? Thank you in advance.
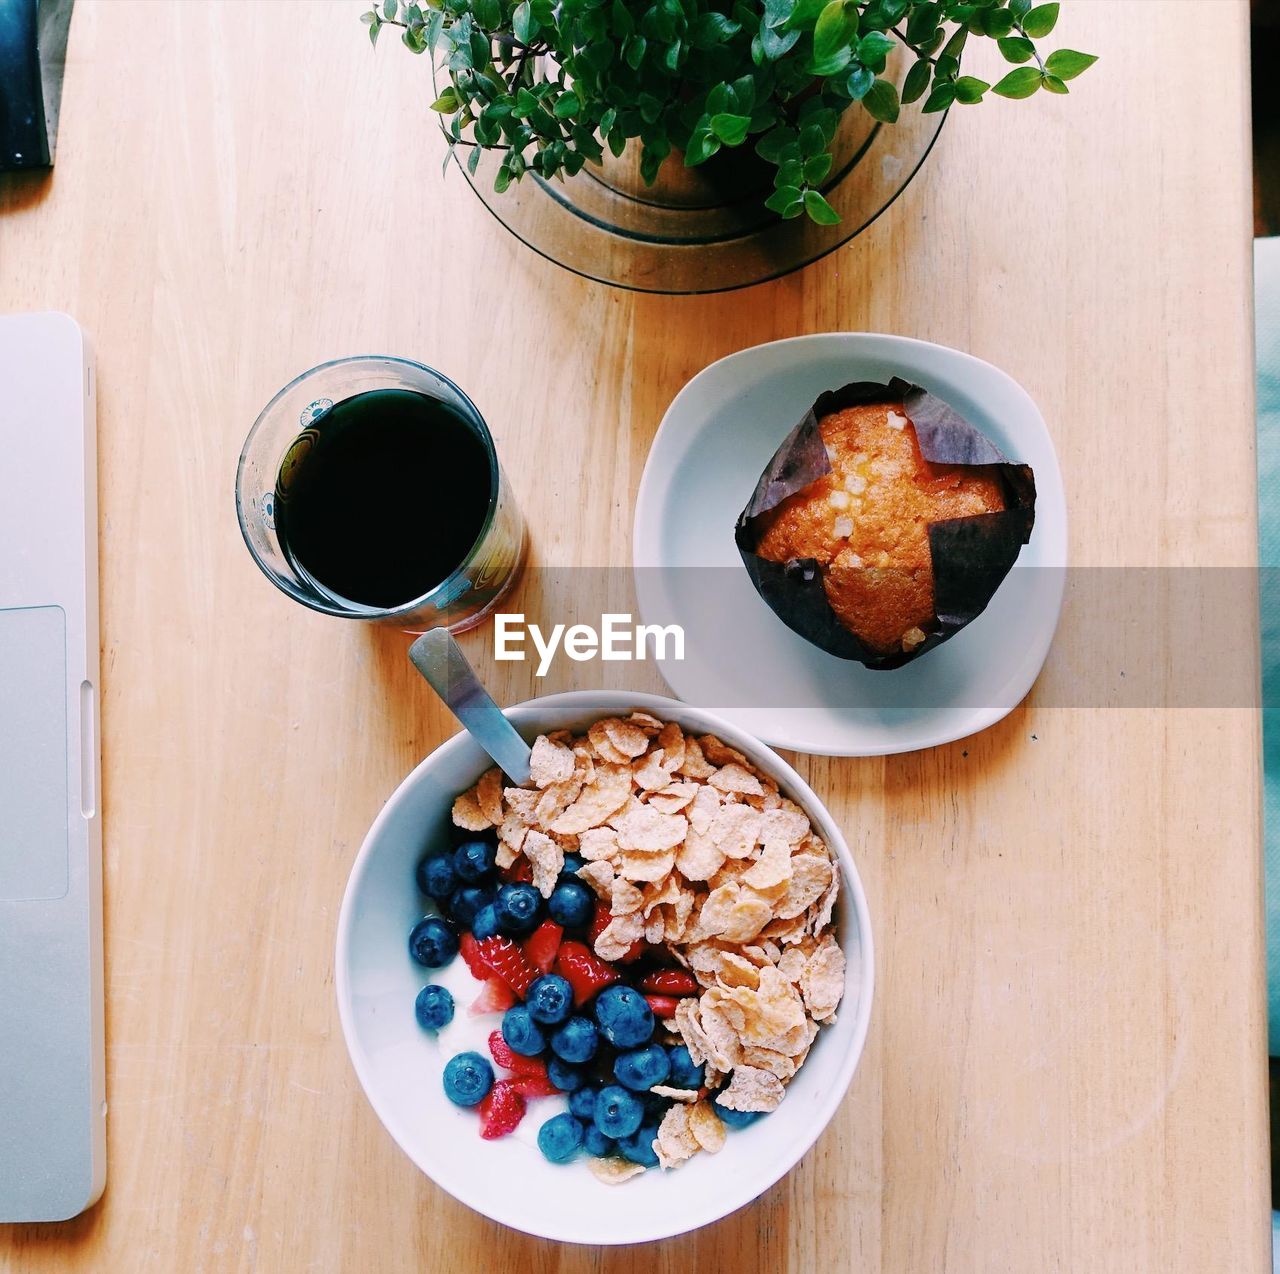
452;60;946;295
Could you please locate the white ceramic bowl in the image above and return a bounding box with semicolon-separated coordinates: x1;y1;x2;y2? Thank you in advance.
336;691;874;1245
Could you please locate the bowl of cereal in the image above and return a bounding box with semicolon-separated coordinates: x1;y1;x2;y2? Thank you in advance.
336;691;873;1244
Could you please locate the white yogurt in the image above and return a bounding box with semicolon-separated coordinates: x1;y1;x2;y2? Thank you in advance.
425;955;568;1150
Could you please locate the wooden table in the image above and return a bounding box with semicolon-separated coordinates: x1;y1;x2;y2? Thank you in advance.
0;1;1267;1269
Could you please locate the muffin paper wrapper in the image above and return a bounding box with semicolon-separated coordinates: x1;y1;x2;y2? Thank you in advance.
734;378;1036;671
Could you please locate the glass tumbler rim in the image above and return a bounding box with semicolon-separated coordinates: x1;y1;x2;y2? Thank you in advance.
234;354;502;620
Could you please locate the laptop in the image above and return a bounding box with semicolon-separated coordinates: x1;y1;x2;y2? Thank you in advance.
0;311;105;1220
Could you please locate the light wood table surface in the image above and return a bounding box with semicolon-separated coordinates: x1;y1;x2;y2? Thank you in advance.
0;1;1267;1270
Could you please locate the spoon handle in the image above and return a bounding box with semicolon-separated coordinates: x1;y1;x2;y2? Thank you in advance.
408;628;533;786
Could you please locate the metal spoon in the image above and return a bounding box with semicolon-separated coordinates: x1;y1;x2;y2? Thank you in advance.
408;628;533;786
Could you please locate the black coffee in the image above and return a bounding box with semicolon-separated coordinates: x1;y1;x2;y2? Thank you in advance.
274;388;492;608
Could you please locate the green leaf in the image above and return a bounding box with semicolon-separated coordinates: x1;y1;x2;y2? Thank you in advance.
553;91;581;118
494;163;512;193
901;57;931;104
611;0;635;38
812;0;858;65
982;8;1014;37
368;17;383;46
512;1;537;42
799;122;826;156
692;11;741;44
685;134;720;166
862;78;899;123
807;46;852;77
360;10;377;24
1019;1;1058;38
784;0;828;30
764;185;803;215
758;23;802;60
706;82;733;115
467;145;482;175
804;152;832;184
624;34;647;67
431;86;461;112
845;64;875;100
921;80;955;112
1041;72;1068;94
471;0;500;27
1044;48;1097;80
755;125;796;162
764;0;794;27
992;66;1042;98
953;75;989;104
997;35;1035;63
710;113;751;145
905;1;940;43
857;30;895;68
776;158;804;187
803;189;840;224
383;0;397;18
1009;0;1032;16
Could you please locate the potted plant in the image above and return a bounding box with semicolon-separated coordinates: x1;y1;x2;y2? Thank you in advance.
362;0;1093;224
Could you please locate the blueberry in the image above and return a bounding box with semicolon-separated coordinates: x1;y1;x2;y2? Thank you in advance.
593;1084;644;1140
568;1086;598;1120
617;1121;660;1167
713;1099;762;1129
501;1005;546;1057
614;1044;670;1092
442;1051;493;1107
559;852;586;880
408;917;459;968
550;1016;598;1064
471;902;500;942
536;1113;584;1164
548;1056;585;1092
453;838;496;883
494;882;542;937
583;1125;615;1157
547;880;593;930
526;974;573;1026
416;854;457;900
448;884;493;928
667;1045;704;1091
414;983;455;1031
593;985;654;1048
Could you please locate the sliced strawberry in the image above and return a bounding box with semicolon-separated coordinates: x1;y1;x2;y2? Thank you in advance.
476;935;537;998
459;932;490;980
487;1029;550;1078
509;1073;560;1099
469;977;517;1017
522;919;563;974
556;939;622;1006
644;993;680;1019
588;902;613;946
618;938;646;964
500;856;534;885
638;969;698;996
477;1080;526;1139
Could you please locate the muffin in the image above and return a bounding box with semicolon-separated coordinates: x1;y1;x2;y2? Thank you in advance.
753;398;1007;656
735;379;1035;670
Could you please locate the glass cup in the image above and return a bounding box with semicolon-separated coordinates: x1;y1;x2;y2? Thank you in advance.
236;356;525;632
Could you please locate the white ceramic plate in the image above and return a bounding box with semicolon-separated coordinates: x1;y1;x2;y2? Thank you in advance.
632;333;1067;756
336;691;873;1246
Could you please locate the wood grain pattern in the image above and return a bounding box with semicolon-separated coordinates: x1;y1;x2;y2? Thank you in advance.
0;2;1267;1270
